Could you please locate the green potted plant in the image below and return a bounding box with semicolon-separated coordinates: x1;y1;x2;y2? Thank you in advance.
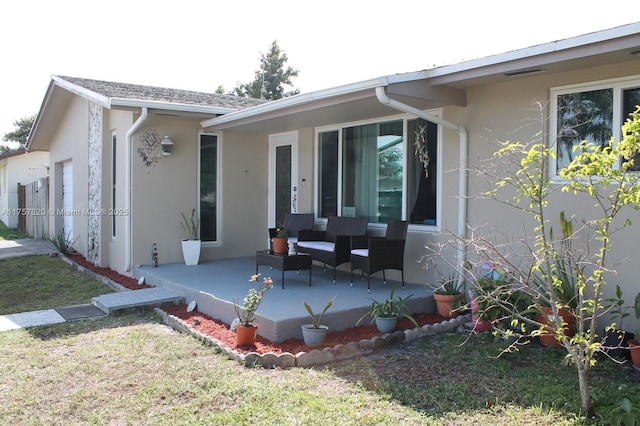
357;287;418;333
271;222;289;254
233;274;273;346
301;296;335;347
431;271;464;319
180;208;200;265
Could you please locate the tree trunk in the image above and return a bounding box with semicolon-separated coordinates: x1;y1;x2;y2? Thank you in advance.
577;363;593;417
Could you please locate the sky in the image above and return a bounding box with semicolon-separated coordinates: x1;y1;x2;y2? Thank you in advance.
0;0;637;146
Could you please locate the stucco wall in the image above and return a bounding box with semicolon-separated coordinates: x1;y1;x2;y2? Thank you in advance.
47;96;89;256
461;60;640;333
0;152;49;228
104;109;134;273
128;119;272;268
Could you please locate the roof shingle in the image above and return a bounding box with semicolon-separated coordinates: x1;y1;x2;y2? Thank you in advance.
55;75;268;110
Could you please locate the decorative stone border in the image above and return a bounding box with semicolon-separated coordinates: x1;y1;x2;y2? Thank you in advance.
156;307;471;369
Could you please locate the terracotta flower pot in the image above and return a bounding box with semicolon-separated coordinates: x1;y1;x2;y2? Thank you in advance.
433;293;462;319
471;298;492;332
236;324;258;346
536;307;576;347
272;237;288;255
629;339;640;368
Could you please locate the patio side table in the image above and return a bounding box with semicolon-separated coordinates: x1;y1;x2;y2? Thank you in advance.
255;250;312;289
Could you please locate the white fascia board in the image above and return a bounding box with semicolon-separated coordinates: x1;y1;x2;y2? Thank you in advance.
421;22;640;80
200;77;388;128
111;98;235;115
52;75;111;108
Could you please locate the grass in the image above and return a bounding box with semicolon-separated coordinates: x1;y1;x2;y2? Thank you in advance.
0;222;28;240
1;256;639;424
0;255;115;315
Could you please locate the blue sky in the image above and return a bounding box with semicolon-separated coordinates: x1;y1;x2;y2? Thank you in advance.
0;0;636;145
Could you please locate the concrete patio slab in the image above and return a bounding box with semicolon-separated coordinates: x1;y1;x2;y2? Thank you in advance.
133;256;436;343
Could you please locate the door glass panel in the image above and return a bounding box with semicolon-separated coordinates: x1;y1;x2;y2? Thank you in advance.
275;145;291;225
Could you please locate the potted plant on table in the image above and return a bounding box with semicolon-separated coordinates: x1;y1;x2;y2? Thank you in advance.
357;287;418;333
431;271;464;319
271;223;289;255
233;274;274;346
180;208;201;265
301;296;336;347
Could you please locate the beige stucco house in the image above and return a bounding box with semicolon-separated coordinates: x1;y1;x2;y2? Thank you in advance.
26;22;640;330
0;149;49;229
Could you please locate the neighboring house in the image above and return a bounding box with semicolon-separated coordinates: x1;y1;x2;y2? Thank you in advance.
0;149;49;229
25;24;640;332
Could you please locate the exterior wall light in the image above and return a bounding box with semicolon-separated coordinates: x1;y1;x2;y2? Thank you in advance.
161;136;174;156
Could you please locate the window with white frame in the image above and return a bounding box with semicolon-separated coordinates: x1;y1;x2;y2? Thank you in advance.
551;77;640;175
316;116;438;226
111;133;117;238
199;133;219;242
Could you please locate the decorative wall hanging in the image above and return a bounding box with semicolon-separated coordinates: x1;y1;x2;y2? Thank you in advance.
138;127;162;168
138;128;174;169
414;124;430;178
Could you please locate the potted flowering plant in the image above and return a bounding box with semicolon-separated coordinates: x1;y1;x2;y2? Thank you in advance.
234;274;273;346
271;222;289;254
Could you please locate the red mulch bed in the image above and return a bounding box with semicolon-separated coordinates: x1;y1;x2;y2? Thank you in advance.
164;304;445;355
67;253;153;290
66;253;447;355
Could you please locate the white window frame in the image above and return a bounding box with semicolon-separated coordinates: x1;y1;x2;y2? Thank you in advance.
111;131;117;240
198;132;222;246
549;75;640;179
313;110;442;231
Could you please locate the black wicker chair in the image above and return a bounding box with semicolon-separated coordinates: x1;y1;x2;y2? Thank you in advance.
350;220;408;292
297;216;368;283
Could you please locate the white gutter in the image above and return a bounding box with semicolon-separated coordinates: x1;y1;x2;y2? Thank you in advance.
124;107;148;272
375;85;469;280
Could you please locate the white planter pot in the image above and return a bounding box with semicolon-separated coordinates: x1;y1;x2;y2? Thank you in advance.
375;315;398;334
181;239;201;266
301;324;329;347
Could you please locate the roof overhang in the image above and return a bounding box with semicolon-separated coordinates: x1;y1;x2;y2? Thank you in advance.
26;77;235;151
202;22;640;134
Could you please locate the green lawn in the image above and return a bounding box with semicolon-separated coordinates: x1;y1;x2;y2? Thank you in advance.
0;255;115;315
1;254;639;424
0;222;28;240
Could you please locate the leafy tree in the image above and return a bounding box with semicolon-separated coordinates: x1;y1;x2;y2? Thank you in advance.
230;40;299;100
1;114;35;154
428;104;640;417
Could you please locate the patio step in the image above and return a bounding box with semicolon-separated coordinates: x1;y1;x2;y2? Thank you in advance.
92;287;184;314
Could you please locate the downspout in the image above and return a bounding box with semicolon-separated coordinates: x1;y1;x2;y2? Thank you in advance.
124;108;148;272
375;85;469;280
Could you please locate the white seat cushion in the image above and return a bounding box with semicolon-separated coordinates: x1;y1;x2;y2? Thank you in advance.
288;237;298;244
351;248;369;257
297;241;335;252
